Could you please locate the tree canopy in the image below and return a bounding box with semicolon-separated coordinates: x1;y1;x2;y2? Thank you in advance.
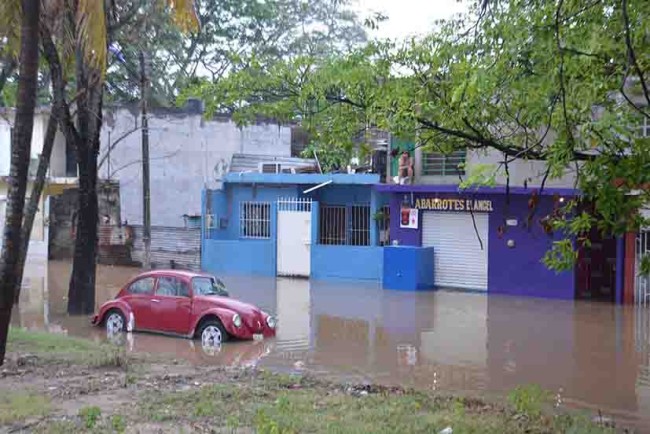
184;0;650;271
106;0;369;105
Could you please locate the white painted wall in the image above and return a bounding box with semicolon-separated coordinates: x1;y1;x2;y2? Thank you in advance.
0;110;68;178
414;147;577;188
0;120;11;176
99;108;292;227
0;182;48;259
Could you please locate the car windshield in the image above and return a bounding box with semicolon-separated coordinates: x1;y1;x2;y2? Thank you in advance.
192;276;229;297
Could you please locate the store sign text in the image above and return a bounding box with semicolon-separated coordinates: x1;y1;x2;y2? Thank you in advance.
414;197;494;212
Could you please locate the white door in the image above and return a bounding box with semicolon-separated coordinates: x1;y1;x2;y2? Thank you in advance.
277;198;312;277
422;211;489;290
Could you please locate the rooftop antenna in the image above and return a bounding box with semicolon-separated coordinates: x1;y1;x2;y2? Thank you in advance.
313;149;323;173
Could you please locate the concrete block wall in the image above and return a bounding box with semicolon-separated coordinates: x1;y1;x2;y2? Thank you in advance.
99;106;292;228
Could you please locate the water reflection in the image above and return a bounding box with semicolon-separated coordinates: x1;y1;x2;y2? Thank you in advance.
12;260;650;428
104;330;273;368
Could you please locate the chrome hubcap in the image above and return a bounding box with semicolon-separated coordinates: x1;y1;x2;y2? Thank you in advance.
106;313;124;334
201;325;222;347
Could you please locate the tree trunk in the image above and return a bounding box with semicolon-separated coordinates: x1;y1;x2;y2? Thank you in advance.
0;0;41;365
67;70;103;315
14;110;59;304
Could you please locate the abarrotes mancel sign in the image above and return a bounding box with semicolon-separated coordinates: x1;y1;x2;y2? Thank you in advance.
414;197;494;212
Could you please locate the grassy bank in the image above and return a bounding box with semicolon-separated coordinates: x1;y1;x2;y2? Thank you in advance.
2;329;619;433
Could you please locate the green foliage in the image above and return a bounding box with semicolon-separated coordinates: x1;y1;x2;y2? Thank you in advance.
508;384;550;418
110;0;368;105
301;142;351;173
79;406;102;429
459;163;498;189
640;254;650;276
110;415;127;433
0;392;50;425
255;409;292;434
188;0;650;272
1;79;17;107
543;241;573;271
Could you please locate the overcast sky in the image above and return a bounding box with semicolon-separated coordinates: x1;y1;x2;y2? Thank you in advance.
353;0;469;40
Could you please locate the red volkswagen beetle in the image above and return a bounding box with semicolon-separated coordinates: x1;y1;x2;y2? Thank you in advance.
91;270;276;345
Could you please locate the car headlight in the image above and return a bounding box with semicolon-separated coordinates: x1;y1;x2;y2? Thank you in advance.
266;315;276;329
232;313;242;328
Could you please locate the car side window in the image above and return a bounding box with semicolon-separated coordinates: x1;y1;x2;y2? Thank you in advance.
156;276;190;297
127;277;155;295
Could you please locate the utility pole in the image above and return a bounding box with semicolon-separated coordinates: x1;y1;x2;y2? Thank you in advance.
139;51;151;270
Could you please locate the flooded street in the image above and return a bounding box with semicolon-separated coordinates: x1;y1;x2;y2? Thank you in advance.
14;260;650;429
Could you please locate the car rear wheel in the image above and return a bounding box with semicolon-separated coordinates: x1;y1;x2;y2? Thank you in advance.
105;309;126;335
198;319;228;347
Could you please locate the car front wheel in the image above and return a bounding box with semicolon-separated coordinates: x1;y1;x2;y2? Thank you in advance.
105;309;126;335
198;319;228;347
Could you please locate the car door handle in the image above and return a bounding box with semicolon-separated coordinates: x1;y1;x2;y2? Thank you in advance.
151;298;160;303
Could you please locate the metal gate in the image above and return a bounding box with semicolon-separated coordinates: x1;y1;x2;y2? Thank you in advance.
636;230;650;306
422;212;489;290
276;198;312;277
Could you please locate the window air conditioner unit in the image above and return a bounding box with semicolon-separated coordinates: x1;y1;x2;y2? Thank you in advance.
258;163;296;174
259;162;281;173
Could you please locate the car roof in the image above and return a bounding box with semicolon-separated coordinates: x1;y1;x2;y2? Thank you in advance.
134;269;213;280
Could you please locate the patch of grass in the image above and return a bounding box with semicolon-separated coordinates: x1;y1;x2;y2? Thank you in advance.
507;384;551;418
110;414;127;433
137;375;614;433
8;328;101;354
90;346;129;369
7;328;129;368
0;392;51;425
34;420;78;434
79;406;102;429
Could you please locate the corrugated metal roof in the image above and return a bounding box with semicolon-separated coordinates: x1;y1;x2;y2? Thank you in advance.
229;154;316;173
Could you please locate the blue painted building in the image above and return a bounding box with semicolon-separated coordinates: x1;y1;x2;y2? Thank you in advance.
201;173;389;281
200;169;627;304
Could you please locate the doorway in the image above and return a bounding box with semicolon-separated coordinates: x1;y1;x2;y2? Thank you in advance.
575;223;618;302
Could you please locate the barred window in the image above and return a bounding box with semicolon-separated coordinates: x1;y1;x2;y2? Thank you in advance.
240;202;271;239
319;206;346;245
319;205;370;246
350;205;370;246
422;150;466;176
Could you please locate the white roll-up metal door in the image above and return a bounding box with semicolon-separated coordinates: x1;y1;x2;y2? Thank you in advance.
422;212;489;290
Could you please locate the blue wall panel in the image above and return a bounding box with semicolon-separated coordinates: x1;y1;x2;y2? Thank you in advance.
311;245;383;281
307;184;373;205
202;239;276;276
203;183;389;282
383;246;435;291
209;185;297;240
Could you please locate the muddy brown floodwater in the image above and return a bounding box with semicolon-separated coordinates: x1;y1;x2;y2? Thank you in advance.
12;260;650;430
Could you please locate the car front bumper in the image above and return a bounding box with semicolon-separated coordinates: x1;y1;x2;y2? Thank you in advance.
227;323;276;340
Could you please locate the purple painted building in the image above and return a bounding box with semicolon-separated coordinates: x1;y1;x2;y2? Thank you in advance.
377;184;585;299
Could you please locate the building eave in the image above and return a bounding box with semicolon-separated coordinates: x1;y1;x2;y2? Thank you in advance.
373;183;580;197
223;172;380;186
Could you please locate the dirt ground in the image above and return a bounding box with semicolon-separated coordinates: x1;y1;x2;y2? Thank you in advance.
0;329;628;434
